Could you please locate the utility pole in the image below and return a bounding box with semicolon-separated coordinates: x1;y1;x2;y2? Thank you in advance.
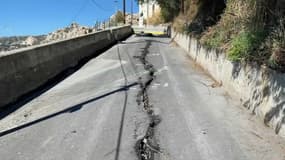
104;21;106;29
146;0;149;26
123;0;126;24
109;18;111;28
114;0;118;12
114;0;118;26
131;0;133;25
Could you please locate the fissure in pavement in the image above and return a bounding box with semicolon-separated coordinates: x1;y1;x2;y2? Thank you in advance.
135;40;162;160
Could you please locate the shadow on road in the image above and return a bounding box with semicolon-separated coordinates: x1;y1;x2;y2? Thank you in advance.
120;39;170;45
0;82;138;138
0;34;133;121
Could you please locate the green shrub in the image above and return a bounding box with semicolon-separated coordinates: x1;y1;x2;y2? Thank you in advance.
203;30;224;48
228;31;266;61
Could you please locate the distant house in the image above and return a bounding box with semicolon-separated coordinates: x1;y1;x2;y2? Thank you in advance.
139;0;160;26
126;13;139;25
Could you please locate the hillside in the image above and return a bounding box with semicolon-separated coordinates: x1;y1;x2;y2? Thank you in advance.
0;23;96;53
152;0;285;71
0;35;46;52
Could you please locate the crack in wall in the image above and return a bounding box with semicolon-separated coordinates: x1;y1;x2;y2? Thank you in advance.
134;40;162;160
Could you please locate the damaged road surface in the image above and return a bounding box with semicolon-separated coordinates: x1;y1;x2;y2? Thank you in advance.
135;40;161;160
0;35;285;160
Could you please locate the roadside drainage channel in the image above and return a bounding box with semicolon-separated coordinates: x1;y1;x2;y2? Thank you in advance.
134;40;162;160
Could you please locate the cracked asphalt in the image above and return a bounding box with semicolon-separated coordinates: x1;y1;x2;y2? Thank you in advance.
0;35;285;160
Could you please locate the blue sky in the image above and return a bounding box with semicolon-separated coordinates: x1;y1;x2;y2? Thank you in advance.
0;0;138;36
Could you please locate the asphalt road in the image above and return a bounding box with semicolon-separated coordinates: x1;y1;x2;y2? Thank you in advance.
0;35;284;160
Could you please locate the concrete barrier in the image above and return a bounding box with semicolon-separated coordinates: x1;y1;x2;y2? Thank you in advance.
111;26;133;40
0;26;133;107
173;31;285;139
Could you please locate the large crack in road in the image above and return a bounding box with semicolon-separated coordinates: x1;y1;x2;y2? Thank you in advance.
134;40;162;160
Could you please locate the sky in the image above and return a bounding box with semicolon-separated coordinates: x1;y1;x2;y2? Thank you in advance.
0;0;139;37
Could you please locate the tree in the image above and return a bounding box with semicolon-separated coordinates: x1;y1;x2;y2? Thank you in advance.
135;0;180;22
156;0;180;22
115;11;125;24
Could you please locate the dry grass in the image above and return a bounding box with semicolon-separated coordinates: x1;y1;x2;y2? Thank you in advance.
200;0;259;49
173;14;187;33
184;0;200;22
269;16;285;69
171;0;285;70
147;10;164;25
199;0;272;63
173;0;200;33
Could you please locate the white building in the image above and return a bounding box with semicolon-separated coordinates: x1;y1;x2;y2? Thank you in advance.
138;0;160;26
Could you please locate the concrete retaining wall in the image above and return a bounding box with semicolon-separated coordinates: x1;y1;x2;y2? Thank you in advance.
0;26;133;107
173;31;285;138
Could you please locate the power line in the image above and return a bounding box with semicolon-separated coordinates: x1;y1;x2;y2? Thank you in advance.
67;0;111;28
70;0;90;23
90;0;113;12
